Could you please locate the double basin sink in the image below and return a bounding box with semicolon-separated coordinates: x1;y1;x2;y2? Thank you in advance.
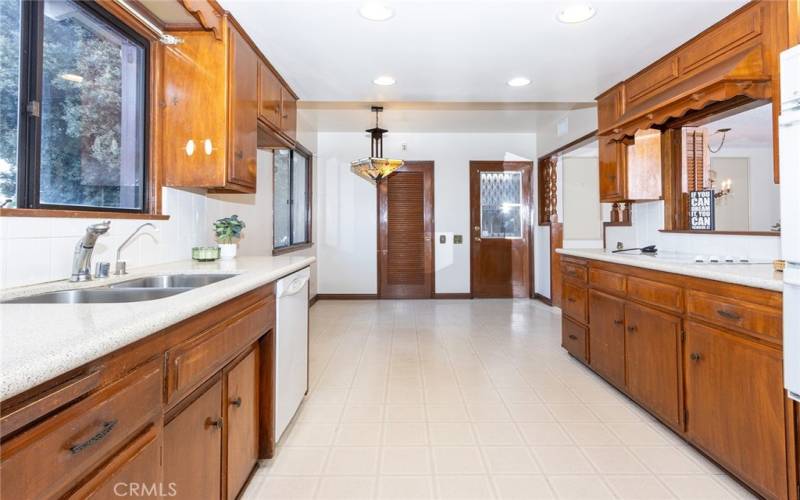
2;274;237;304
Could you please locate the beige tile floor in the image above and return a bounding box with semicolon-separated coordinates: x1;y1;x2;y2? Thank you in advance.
242;299;757;499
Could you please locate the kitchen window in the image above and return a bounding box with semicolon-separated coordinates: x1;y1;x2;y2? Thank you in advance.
1;0;148;212
273;146;312;253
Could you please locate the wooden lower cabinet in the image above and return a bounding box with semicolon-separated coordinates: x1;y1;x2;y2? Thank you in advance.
589;290;625;387
224;348;259;499
624;302;682;429
164;378;224;500
684;321;788;500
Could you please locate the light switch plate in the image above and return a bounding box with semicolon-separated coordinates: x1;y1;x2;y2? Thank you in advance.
439;235;446;244
453;235;463;244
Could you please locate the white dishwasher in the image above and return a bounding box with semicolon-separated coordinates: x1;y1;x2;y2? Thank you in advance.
275;266;311;441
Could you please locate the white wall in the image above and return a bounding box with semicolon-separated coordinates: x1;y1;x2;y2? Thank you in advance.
562;156;603;244
316;132;537;295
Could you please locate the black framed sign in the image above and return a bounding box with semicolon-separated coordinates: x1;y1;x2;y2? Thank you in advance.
689;190;715;231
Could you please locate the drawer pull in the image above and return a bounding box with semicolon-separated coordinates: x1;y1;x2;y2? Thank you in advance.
69;419;117;455
568;334;578;340
716;309;741;321
207;417;223;430
567;298;576;303
230;397;242;408
690;352;702;362
613;319;623;325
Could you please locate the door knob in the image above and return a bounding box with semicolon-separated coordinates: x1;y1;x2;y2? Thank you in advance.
473;226;480;232
474;237;481;242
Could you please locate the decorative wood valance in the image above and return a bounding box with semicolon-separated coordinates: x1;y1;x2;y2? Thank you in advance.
600;46;771;141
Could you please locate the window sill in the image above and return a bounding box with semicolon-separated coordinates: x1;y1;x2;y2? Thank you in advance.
0;208;170;220
272;242;313;256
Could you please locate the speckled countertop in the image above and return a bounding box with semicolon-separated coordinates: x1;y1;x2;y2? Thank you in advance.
0;255;315;401
556;248;783;292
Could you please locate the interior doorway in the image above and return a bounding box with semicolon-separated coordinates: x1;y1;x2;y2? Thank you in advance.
377;161;435;298
470;161;532;298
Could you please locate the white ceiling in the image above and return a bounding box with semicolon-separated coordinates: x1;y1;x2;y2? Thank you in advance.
704;103;773;149
220;0;747;103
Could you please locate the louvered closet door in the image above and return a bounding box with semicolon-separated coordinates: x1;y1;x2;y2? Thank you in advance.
378;162;434;298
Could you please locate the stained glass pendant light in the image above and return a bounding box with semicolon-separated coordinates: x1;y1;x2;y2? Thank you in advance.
351;106;404;184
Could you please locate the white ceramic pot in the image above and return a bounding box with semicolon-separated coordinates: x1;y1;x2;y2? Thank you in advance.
218;243;237;260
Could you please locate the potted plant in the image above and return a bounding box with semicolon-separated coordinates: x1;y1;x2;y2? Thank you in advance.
213;215;245;260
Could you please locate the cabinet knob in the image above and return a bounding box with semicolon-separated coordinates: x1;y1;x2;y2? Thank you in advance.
230;397;242;408
626;325;637;332
613;319;624;325
568;334;578;340
235;150;244;160
206;417;223;430
690;352;702;362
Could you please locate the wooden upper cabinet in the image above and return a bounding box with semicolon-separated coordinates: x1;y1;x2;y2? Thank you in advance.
257;60;298;147
228;26;258;190
624;303;682;429
257;60;282;130
598;137;626;202
597;84;625;130
684;321;789;500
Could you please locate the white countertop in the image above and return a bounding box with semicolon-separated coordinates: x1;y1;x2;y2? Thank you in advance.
0;255;315;401
556;248;783;292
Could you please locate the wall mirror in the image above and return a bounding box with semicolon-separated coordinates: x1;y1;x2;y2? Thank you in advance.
675;101;780;234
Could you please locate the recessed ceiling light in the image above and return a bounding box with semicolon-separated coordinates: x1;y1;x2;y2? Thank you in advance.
373;76;396;86
359;1;394;21
507;77;531;87
557;3;596;23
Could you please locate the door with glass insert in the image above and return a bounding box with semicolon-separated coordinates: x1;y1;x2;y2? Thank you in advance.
470;161;532;298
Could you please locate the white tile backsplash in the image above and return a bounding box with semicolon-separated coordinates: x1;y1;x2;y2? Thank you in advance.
615;200;781;260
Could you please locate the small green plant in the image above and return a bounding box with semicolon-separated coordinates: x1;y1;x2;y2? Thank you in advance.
213;215;246;244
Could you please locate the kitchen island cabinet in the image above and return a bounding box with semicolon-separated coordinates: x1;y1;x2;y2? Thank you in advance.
558;251;793;500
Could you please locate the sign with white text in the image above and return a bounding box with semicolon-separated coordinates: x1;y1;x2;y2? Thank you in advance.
689;190;714;231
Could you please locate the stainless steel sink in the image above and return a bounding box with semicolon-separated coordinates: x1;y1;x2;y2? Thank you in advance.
109;274;236;289
1;288;191;304
2;273;238;304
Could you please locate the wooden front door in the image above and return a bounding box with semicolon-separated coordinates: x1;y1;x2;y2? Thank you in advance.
470;161;532;298
378;162;435;298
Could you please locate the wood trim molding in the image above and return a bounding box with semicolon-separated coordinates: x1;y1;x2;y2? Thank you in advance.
537;131;598;161
309;295;319;307
0;208;170;220
549;222;564;307
433;293;472;299
315;294;379;300
533;293;553;306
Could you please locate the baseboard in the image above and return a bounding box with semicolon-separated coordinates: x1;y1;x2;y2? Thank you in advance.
533;293;553;306
316;294;379;300
433;293;472;299
309;294;319;307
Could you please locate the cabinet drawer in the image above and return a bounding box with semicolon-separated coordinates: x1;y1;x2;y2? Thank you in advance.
0;362;162;499
589;268;626;296
166;297;274;404
562;317;588;363
561;261;588;284
686;290;781;343
562;281;588;324
627;276;683;313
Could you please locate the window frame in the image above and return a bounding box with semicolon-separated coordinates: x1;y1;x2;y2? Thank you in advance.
10;0;150;214
272;143;313;255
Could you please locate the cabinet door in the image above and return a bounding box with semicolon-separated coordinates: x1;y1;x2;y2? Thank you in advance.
280;86;297;142
258;60;282;129
624;303;681;428
684;322;788;500
164;379;223;500
228;27;258;191
599;137;626;202
224;348;259;500
589;290;625;387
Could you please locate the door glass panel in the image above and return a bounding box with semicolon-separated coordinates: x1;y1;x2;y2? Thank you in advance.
480;171;522;238
291;151;307;244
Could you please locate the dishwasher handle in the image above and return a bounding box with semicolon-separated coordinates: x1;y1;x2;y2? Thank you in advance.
280;276;309;297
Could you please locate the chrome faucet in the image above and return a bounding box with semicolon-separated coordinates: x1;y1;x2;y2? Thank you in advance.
115;223;157;275
71;221;111;282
